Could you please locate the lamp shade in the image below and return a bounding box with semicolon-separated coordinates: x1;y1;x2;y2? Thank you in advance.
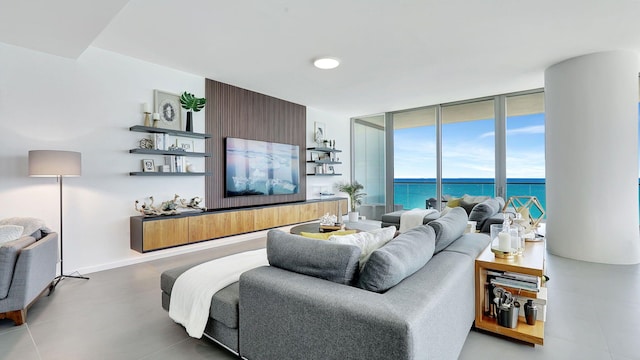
28;150;81;177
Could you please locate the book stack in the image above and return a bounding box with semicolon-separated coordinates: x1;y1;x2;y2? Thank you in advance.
487;270;540;292
485;270;547;322
164;155;186;172
154;133;170;150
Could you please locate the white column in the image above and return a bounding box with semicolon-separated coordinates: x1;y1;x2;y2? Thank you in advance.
545;51;640;264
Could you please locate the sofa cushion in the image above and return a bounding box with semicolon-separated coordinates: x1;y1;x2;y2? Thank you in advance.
328;226;396;269
468;198;502;226
0;236;36;299
267;230;361;285
358;225;435;293
442;233;491;258
429;207;468;254
0;225;24;244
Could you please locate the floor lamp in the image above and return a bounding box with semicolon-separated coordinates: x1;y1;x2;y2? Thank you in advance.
28;150;89;290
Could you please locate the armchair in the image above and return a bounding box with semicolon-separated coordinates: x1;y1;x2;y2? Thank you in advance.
0;232;58;325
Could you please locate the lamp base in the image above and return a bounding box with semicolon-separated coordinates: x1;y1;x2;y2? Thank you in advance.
49;273;89;294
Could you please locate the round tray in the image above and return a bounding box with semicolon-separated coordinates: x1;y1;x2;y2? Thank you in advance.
491;247;517;259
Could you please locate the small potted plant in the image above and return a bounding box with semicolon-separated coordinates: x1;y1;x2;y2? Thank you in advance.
179;92;206;132
336;181;366;222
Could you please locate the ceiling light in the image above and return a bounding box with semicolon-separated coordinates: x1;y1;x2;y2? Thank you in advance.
313;57;340;70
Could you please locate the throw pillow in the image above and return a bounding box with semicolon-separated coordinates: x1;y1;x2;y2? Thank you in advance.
462;194;490;204
0;217;48;237
428;207;468;253
358;225;436;293
468;198;502;225
0;225;24;244
446;197;461;208
266;230;361;285
299;230;357;240
459;199;477;215
328;226;396;269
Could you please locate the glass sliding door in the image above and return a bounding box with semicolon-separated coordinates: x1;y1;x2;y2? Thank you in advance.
392;107;437;210
441;99;496;199
505;92;546;218
352;115;385;218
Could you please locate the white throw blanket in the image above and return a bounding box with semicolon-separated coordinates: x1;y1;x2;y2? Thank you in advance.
169;248;269;338
399;209;437;233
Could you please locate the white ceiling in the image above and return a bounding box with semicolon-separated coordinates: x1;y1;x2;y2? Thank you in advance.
2;0;640;118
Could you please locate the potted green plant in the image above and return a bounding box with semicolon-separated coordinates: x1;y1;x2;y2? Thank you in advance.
179;92;206;132
336;181;366;222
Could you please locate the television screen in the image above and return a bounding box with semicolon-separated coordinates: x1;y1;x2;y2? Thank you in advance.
225;137;300;197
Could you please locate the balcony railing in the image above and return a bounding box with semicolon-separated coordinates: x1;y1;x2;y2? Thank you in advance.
394;178;546;215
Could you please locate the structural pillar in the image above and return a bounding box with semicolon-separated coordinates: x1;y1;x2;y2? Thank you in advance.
545;51;640;264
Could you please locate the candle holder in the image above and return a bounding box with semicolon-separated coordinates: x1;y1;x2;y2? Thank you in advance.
144;112;151;127
490;224;517;259
142;103;152;127
152;112;160;127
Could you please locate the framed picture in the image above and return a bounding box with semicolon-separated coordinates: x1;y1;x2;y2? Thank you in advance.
142;159;155;172
176;139;195;152
154;90;182;131
314;121;326;144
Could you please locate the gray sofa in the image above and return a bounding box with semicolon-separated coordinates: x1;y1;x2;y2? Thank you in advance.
0;232;58;325
380;209;440;228
161;207;490;359
382;196;509;233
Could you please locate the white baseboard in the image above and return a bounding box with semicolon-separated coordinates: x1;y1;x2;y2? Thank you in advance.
74;227;288;275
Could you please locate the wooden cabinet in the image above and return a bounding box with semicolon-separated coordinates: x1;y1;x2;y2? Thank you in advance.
130;198;347;252
131;217;189;252
474;241;546;345
189;210;256;241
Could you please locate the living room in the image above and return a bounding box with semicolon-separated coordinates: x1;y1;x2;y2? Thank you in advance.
2;1;640;359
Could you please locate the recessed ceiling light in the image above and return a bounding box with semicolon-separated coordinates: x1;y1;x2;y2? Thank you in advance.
313;57;340;70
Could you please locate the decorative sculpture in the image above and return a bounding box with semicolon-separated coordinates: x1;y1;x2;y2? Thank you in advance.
135;194;206;216
502;195;545;230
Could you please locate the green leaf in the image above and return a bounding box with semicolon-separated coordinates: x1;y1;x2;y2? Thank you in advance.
180;91;207;112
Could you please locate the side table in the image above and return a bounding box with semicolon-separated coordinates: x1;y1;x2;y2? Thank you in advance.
474;240;546;345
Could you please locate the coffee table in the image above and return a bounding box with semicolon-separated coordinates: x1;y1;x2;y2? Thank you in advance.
290;221;380;235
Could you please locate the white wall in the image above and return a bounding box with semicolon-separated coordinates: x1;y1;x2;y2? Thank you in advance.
305;108;351;200
545;51;640;264
0;43;352;274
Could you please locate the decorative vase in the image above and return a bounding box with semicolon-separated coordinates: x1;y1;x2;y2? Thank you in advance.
524;299;537;325
348;211;359;222
186;111;193;132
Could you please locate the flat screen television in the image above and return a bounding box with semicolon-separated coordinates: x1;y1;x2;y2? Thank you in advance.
225;137;300;197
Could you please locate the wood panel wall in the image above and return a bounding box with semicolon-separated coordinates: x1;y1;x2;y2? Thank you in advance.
205;79;307;209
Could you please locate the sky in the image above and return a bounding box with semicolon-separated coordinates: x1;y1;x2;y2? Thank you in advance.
394;113;546;179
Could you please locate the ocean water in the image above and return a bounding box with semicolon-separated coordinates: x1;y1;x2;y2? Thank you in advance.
394;178;546;217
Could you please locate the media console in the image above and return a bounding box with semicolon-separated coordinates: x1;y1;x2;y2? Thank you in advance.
130;197;347;252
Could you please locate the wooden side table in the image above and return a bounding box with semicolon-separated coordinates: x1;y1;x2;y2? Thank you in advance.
474;240;546;345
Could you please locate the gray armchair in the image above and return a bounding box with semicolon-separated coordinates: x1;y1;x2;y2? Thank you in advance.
0;232;58;325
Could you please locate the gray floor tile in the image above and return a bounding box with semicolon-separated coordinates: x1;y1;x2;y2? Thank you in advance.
0;326;40;360
139;337;238;360
0;232;637;359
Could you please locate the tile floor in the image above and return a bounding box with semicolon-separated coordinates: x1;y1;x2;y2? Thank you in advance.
1;233;639;360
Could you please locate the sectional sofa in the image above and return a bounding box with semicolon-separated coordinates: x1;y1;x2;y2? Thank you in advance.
161;207;491;359
382;196;508;233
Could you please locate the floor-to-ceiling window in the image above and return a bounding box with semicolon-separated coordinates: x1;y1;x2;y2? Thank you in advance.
352;115;385;207
505;91;546;218
392;107;437;209
441;99;496;199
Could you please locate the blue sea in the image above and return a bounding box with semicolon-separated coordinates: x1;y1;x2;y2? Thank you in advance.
394;178;546;217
